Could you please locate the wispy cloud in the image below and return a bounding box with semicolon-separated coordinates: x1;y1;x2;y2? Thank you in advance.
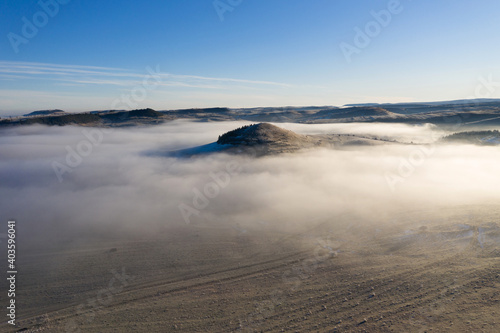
0;61;292;89
1;62;362;115
164;73;292;87
0;61;129;76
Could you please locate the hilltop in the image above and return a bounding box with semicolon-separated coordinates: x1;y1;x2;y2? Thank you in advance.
166;123;394;158
217;123;307;146
23;109;67;117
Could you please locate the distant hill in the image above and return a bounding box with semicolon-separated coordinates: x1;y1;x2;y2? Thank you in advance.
162;107;233;122
346;98;500;107
166;107;231;114
311;106;396;120
217;123;307;146
441;130;500;145
165;123;395;158
22;113;100;126
345;99;500;115
0;109;170;128
24;109;66;117
101;108;164;120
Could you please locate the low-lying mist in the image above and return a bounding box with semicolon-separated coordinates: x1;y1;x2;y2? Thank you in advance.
1;121;499;245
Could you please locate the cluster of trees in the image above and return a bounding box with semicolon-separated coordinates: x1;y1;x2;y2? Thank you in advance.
217;124;255;144
102;108;162;120
442;130;500;144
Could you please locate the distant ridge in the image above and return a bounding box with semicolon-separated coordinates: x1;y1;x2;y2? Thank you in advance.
345;98;500;107
23;109;66;117
3;99;500;128
101;108;163;120
167;107;230;114
311;106;396;120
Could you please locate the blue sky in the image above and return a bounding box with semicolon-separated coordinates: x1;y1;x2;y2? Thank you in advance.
1;0;500;115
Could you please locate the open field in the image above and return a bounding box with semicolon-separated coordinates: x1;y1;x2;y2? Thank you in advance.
4;205;500;333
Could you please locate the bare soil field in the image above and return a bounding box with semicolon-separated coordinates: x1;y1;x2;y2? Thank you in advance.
4;205;500;333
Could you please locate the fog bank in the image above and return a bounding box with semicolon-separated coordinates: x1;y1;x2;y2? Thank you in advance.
1;121;499;243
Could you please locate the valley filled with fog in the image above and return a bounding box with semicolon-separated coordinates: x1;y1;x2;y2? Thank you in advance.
1;121;499;332
1;121;499;236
